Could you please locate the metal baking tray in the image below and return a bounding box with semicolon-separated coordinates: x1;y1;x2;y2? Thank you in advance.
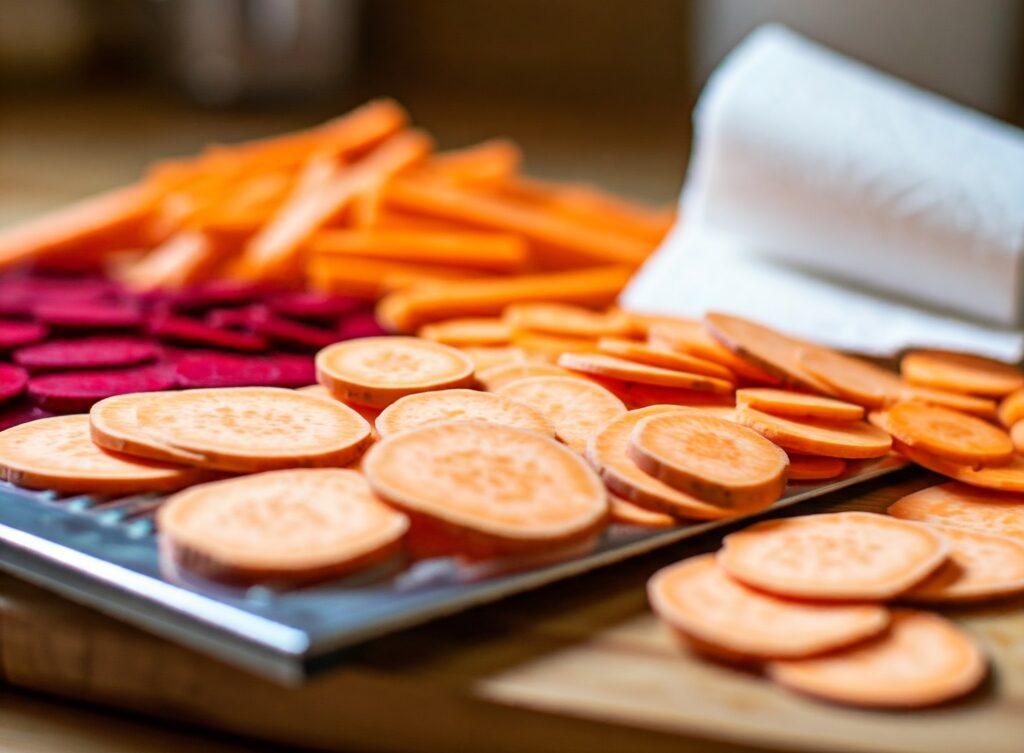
0;456;906;684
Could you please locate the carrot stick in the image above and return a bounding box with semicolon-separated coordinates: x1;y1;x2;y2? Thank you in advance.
115;230;222;290
420;139;522;186
308;228;529;272
307;255;485;298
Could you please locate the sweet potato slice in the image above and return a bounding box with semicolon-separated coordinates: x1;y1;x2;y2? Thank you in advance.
736;388;863;421
558;353;733;393
504;303;634;339
362;420;608;557
736;407;892;459
786;454;847;481
796;347;903;408
888;482;1024;542
718;512;949;601
585;406;733;520
882;402;1013;467
158;469;408;584
768;610;986;708
891;439;1024;493
593;378;735;410
0;414;203;494
495;375;626;453
136;387;371;472
512;331;599;357
418;318;513;347
901;351;1023;397
898;385;997;419
374;388;553;437
1012;421;1024;454
90;392;206;466
596;338;734;380
476;362;572;391
999;388;1024;428
902;526;1024;603
649;555;890;661
628;412;788;509
316;336;475;408
646;319;778;385
609;496;677;528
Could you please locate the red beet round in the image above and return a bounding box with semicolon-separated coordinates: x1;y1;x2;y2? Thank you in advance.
0;400;54;431
252;312;340;351
34;301;142;330
268;291;370;322
262;354;317;387
205;304;269;330
0;364;28;403
157;281;270;312
0;320;49;351
13;337;159;372
148;313;268;352
337;312;388;340
173;352;282;389
28;365;177;413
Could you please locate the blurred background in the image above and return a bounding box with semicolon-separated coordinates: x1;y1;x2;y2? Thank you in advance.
1;0;1022;226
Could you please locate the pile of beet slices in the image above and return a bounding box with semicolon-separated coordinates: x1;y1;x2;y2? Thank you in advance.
0;271;385;429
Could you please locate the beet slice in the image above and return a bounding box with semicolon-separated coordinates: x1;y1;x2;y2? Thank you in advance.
148;313;268;352
156;281;271;312
205;304;269;331
28;364;177;413
252;312;340;351
0;364;28;403
268;291;370;323
173;352;282;389
262;353;317;387
0;320;49;351
336;311;388;340
34;301;142;330
13;337;159;372
0;400;54;431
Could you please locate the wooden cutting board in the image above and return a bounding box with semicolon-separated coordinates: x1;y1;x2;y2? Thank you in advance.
0;469;1021;753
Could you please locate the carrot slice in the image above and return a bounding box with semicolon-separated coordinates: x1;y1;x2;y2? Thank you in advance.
628;412;788;509
504;303;634;339
136;387;371;472
892;439;1024;493
646;319;778;384
703;313;835;393
593;378;735;410
998;388;1024;427
362;420;608;557
888;482;1024;542
736;388;864;421
787;454;847;481
768;610;986;708
158;469;408;584
495;375;626;453
316;336;475;408
0;414;204;494
649;555;890;661
609;496;677;527
796;347;903;408
902;526;1024;603
90;392;206;466
898;385;997;419
736;407;892;459
596;338;734;380
585;406;733;520
374;388;553;437
476;362;572;391
558;353;734;394
882;402;1013;467
719;512;949;600
901;351;1024;397
418;318;513;347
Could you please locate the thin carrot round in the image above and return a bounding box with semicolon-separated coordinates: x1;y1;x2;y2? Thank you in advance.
0;414;205;494
736;407;892;459
736;388;863;421
768;610;986;709
796;347;902;408
718;512;949;601
902;525;1024;603
609;496;677;528
136;387;372;472
887;482;1024;542
628;412;788;509
362;420;608;557
158;469;408;584
901;351;1023;397
883;402;1013;467
586;406;735;521
495;375;626;453
649;555;890;661
476;362;571;391
90;392;206;466
374;388;553;437
786;454;847;481
596;338;734;380
558;353;734;393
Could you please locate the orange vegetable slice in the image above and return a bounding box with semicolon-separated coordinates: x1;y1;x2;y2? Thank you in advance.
901;351;1023;397
736;388;863;421
718;512;949;600
593;378;735;410
1012;421;1024;453
417;318;512;346
512;330;598;357
596;338;734;380
158;469;408;584
609;496;677;527
558;353;734;393
476;362;571;391
628;412;788;509
495;375;626;453
882;402;1013;467
768;610;986;708
585;406;733;520
891;439;1024;493
902;526;1024;603
316;336;475;408
887;482;1024;542
136;387;372;472
998;388;1024;427
649;555;890;661
898;385;997;419
796;347;902;408
374;388;553;437
362;420;608;557
504;303;634;339
646;318;779;384
458;345;533;372
0;414;204;494
736;407;891;459
90;392;206;466
786;454;847;481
